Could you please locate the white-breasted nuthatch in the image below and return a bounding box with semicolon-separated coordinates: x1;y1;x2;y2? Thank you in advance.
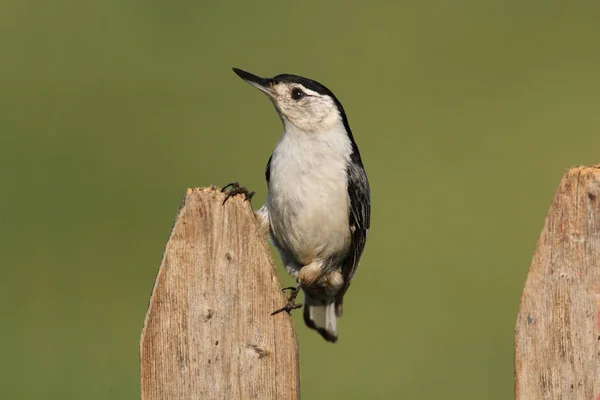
229;68;370;343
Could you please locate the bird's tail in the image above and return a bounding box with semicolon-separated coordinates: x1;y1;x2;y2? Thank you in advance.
303;293;338;343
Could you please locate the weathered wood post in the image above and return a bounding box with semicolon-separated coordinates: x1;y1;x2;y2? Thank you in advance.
140;187;300;400
515;164;600;399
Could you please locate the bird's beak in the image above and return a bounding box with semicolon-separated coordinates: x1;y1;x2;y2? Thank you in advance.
232;68;275;97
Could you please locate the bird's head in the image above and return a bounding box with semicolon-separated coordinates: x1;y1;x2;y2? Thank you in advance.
232;68;348;133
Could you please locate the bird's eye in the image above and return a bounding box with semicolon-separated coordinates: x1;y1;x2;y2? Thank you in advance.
291;88;305;101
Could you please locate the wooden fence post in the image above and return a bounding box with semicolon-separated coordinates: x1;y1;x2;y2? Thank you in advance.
140;187;300;400
515;165;600;399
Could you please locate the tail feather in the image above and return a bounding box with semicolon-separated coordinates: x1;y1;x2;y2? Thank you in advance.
303;293;338;343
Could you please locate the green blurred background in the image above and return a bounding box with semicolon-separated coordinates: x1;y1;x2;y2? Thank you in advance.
1;0;599;398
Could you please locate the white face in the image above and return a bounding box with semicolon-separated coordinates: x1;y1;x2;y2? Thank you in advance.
233;69;346;133
267;82;342;132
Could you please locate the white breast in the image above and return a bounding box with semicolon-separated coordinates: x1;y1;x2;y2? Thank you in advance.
266;124;353;266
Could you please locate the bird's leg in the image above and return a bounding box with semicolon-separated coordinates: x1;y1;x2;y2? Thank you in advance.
271;283;303;315
221;182;256;205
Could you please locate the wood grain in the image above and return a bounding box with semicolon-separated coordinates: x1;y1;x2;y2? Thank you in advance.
140;187;300;400
515;165;600;399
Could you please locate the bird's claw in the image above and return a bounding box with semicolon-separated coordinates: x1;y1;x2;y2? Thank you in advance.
271;302;303;316
272;285;302;315
221;182;256;205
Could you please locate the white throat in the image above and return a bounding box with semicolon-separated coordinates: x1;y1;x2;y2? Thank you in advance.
279;121;352;161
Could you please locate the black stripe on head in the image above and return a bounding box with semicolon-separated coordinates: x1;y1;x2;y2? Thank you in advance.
272;74;335;96
271;74;364;167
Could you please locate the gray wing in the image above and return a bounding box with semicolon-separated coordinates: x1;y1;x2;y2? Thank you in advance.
336;157;370;311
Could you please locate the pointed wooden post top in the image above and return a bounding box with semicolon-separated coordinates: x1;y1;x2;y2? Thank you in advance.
140;187;300;400
515;165;600;399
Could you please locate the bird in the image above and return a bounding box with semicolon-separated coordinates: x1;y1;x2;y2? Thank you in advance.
228;67;370;343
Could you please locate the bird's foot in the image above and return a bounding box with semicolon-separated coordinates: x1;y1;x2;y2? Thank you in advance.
281;286;298;294
271;301;303;316
271;285;302;315
221;182;255;205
